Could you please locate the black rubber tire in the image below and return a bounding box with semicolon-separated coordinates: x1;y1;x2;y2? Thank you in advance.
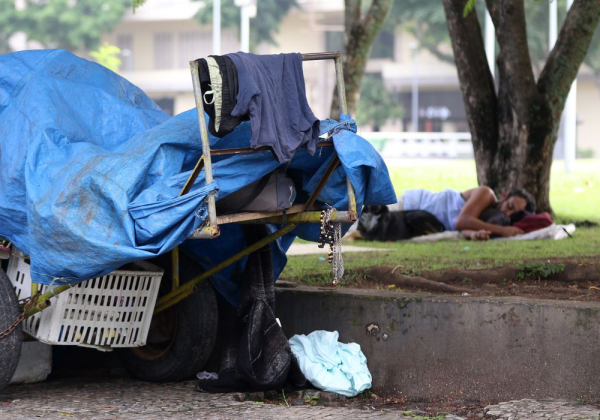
120;253;218;382
0;267;22;392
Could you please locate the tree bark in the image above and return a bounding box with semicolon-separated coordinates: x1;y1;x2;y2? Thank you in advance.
441;0;498;187
486;0;554;210
442;0;600;213
330;0;393;119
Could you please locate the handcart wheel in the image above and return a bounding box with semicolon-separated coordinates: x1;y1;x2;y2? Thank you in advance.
120;253;218;382
0;267;22;392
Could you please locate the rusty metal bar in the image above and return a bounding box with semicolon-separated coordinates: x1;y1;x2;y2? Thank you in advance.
179;157;204;197
304;52;356;217
210;146;272;156
240;210;355;224
303;52;356;218
304;155;340;211
215;203;314;225
154;223;298;314
301;52;341;61
331;53;357;219
189;60;219;238
332;53;348;115
171;246;180;291
209;141;333;156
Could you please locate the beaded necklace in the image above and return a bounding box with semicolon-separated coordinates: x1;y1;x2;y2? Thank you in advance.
317;207;344;286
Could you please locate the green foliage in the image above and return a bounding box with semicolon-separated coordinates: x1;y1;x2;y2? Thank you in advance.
195;0;297;48
517;262;566;280
90;43;122;72
19;0;126;52
463;0;478;17
385;0;457;64
356;75;403;130
281;389;290;407
577;148;595;159
132;0;147;10
0;0;20;54
303;395;319;406
389;0;600;76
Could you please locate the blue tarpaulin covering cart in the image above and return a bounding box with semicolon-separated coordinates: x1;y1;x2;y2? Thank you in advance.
0;49;396;387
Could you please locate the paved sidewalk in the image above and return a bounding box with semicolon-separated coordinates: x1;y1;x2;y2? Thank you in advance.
485;399;600;419
286;243;389;256
3;377;600;419
0;378;446;420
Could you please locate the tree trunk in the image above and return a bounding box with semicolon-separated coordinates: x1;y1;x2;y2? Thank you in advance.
330;0;393;119
486;0;554;211
442;0;600;213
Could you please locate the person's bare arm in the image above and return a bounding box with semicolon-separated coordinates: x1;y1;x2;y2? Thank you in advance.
455;186;523;237
461;229;491;241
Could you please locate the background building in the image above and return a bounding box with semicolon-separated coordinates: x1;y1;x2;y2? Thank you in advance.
27;0;598;158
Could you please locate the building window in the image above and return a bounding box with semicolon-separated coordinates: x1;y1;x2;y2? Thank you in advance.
370;30;394;60
117;34;133;71
154;33;174;70
399;90;466;132
178;32;211;68
325;31;344;53
153;97;175;116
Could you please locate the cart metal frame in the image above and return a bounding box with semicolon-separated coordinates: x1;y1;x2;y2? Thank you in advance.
23;51;356;322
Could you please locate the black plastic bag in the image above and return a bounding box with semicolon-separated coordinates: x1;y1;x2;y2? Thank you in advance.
197;225;305;393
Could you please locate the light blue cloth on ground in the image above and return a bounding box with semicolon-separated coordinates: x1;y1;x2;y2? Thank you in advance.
403;188;466;231
289;330;371;397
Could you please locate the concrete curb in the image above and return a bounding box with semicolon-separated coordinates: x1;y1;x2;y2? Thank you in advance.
275;285;600;402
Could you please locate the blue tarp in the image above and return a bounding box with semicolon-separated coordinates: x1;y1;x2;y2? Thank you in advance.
0;49;396;305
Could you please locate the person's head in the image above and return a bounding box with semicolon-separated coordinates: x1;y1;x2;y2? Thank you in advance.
498;188;536;216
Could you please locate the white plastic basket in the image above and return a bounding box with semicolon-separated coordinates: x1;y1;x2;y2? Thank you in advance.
7;249;163;351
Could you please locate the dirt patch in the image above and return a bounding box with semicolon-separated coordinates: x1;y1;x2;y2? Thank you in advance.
349;258;600;301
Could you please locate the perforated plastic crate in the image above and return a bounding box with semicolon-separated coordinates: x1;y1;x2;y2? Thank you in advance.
7;249;163;351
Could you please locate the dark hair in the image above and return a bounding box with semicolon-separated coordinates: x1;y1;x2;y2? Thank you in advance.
507;189;536;213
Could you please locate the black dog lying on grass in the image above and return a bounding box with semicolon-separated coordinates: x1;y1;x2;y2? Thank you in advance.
357;205;446;241
355;205;537;242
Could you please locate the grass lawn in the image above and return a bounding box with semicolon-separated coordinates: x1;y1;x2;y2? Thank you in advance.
282;159;600;286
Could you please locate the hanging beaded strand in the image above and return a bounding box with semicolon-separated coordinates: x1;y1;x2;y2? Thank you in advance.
317;207;344;286
331;221;343;285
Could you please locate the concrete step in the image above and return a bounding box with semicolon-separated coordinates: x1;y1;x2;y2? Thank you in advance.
275;285;600;402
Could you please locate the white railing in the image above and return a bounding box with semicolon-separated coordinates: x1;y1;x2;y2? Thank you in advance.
360;132;474;158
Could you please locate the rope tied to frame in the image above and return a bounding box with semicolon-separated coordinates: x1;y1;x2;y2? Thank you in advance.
318;114;357;139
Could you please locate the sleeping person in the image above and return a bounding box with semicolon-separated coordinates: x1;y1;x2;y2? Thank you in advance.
402;186;535;240
355;186;537;241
